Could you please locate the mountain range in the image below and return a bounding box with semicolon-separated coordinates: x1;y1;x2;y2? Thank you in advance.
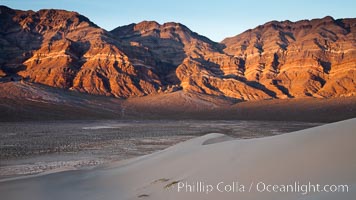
0;6;355;101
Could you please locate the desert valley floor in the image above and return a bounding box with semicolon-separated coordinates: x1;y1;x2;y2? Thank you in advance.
0;119;322;180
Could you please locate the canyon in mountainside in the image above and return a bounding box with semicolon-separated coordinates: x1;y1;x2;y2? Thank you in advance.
0;6;355;109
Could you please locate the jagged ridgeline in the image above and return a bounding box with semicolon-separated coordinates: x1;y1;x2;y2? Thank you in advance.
1;6;355;100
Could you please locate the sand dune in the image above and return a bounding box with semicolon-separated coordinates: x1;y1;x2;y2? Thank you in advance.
1;118;355;200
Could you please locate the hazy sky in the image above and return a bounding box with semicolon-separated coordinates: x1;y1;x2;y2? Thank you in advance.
1;0;355;42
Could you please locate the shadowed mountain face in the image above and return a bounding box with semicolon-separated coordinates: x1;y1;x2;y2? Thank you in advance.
1;6;355;101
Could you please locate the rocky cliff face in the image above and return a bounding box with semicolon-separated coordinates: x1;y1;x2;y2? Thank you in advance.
222;16;356;98
0;6;160;97
112;21;274;100
1;6;355;100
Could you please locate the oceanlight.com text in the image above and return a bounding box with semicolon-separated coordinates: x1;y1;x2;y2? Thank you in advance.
176;181;349;195
255;181;349;195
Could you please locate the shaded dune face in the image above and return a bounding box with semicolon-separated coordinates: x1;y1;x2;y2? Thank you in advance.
1;6;355;101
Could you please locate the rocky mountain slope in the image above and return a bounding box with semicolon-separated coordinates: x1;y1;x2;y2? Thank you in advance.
222;16;356;98
111;21;271;100
0;6;161;97
0;6;355;101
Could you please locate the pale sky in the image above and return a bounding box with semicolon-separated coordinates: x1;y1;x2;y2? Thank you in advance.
1;0;355;42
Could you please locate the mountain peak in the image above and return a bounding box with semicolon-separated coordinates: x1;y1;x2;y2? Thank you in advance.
321;15;335;21
162;22;186;28
36;8;98;28
134;20;160;30
132;21;190;32
0;5;11;11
